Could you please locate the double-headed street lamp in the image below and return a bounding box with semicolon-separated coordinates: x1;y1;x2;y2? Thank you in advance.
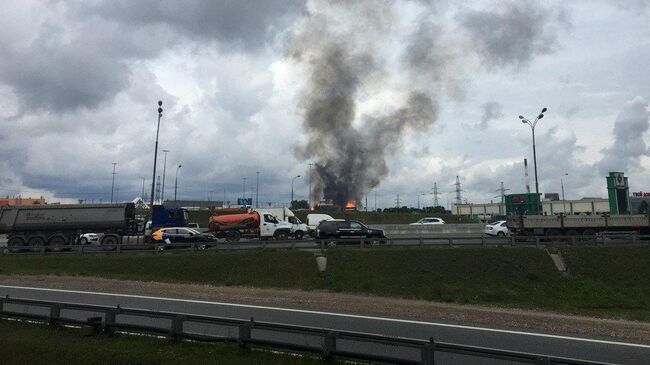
174;165;182;201
519;107;547;214
149;101;163;210
291;175;301;205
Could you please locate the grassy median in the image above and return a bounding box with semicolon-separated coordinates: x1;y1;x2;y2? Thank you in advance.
0;320;326;365
1;246;650;321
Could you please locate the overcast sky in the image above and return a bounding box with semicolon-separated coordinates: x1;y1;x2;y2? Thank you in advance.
1;0;649;209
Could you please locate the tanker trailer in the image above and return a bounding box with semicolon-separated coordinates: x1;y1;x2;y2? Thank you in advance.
0;203;138;250
208;210;292;242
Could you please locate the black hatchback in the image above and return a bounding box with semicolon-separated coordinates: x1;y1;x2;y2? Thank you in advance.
315;219;386;244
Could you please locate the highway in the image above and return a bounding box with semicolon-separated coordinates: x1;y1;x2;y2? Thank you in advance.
1;285;648;364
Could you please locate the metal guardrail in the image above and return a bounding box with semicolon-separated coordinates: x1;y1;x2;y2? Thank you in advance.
2;234;649;256
0;296;615;365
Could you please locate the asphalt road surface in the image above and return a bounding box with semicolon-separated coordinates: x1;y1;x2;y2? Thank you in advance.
1;285;648;364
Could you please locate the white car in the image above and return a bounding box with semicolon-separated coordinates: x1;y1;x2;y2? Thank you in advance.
485;221;510;236
410;217;445;225
77;233;99;244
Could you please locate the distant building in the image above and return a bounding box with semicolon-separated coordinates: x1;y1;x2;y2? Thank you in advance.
544;193;560;201
0;196;46;206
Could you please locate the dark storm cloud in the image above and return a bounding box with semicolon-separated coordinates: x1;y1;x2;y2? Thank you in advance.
84;0;305;50
598;97;650;175
459;1;569;68
479;101;503;129
0;1;304;114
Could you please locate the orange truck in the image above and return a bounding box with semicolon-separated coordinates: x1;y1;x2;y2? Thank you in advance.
208;210;292;242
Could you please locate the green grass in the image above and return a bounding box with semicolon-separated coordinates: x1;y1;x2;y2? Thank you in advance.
0;320;327;365
2;246;650;321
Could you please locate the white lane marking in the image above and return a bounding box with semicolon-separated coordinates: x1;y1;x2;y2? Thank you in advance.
1;284;649;349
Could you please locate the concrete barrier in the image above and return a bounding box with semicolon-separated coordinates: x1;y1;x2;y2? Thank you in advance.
369;224;483;237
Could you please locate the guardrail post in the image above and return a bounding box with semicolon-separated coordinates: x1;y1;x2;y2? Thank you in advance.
537;357;551;365
421;337;436;365
510;236;515;246
570;236;576;246
49;304;61;327
80;244;84;255
633;234;638;245
116;243;121;254
291;240;296;250
40;246;45;256
190;242;195;252
103;309;117;335
481;236;485;246
239;317;254;349
360;239;365;249
170;316;185;340
323;331;338;361
419;237;423;247
320;241;325;250
0;296;5;313
535;236;540;248
448;238;452;247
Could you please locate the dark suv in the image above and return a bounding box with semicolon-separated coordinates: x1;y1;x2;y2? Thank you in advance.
315;219;386;244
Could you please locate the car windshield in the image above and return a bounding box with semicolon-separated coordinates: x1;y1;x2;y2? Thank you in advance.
185;228;201;234
488;221;501;225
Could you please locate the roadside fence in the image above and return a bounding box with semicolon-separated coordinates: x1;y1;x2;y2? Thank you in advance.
0;296;614;365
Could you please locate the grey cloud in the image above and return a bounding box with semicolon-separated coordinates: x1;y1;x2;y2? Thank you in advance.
459;1;569;68
478;101;503;129
83;0;305;51
598;97;650;175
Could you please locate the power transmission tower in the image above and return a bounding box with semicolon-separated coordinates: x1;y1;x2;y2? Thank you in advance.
454;176;463;205
432;182;439;207
110;162;117;203
395;194;401;208
495;181;510;215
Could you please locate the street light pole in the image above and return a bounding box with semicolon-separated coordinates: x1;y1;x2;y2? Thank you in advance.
161;150;170;204
519;107;547;214
150;101;163;210
110;162;117;203
242;178;246;202
256;172;260;208
308;163;313;208
174;165;182;201
291;175;301;207
561;172;568;214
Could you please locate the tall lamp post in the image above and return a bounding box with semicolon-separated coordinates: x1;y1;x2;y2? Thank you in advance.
308;163;313;208
150;101;163;210
255;172;260;208
561;172;568;214
161;149;170;204
519;107;547;214
174;165;182;201
242;178;246;203
291;175;301;207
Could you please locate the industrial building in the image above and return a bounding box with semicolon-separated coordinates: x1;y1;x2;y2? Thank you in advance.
452;197;611;219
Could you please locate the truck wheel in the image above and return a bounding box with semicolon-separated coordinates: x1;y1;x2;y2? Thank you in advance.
101;235;119;251
582;229;597;243
294;231;304;240
274;231;289;241
79;237;88;245
225;231;241;242
7;237;25;253
48;236;66;252
27;236;46;252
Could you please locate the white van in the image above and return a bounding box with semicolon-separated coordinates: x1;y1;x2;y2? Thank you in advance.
306;213;334;236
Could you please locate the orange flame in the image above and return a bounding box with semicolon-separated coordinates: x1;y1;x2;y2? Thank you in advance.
345;200;357;210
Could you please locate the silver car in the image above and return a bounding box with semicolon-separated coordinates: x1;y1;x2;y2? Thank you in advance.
484;221;510;237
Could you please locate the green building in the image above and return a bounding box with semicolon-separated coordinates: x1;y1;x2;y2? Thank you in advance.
606;172;630;214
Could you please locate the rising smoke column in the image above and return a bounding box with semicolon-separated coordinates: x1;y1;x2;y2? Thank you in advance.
291;0;568;207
